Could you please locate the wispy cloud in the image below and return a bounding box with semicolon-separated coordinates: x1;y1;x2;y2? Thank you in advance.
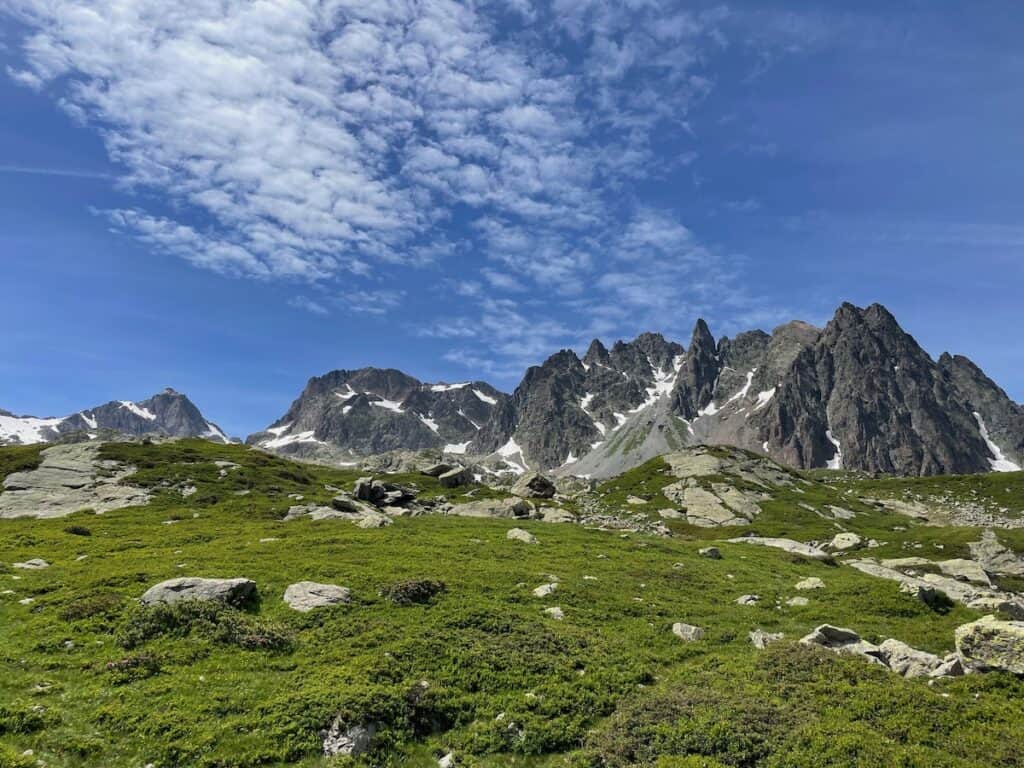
287;295;329;316
0;164;113;179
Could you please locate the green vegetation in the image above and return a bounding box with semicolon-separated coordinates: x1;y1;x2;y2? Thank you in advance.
1;440;1023;767
0;445;43;488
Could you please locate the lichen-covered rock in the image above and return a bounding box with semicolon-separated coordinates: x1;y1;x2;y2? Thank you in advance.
322;718;376;757
955;615;1024;674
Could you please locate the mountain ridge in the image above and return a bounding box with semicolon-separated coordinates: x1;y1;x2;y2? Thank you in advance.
249;302;1023;478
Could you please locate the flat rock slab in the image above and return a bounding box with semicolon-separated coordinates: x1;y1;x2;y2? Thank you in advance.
726;537;831;561
13;559;50;570
284;581;351;612
672;622;705;642
0;443;151;518
140;577;257;607
448;498;535;520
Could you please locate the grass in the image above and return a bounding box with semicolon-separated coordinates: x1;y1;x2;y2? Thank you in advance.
1;440;1023;767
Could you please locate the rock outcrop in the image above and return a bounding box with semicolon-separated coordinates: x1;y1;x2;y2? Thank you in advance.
140;577;257;607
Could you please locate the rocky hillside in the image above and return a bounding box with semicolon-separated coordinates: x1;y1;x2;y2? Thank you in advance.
250;303;1023;478
0;388;231;446
246;368;508;461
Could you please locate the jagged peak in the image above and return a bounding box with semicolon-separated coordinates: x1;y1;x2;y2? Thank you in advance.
688;318;716;354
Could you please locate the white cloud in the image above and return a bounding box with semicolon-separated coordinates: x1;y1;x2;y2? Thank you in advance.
288;295;329;316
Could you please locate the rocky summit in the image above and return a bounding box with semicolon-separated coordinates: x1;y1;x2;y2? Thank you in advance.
0;388;231;446
251;302;1024;478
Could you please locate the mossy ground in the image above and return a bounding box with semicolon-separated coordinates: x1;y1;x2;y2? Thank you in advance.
1;441;1023;767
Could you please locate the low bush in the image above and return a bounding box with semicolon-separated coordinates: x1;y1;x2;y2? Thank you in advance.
381;579;447;606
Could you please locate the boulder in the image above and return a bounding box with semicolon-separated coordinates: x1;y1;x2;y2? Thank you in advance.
140;577;256;607
448;498;535;519
786;596;809;607
672;622;705;642
876;638;945;678
322;718;376;757
800;624;884;664
727;537;831;561
422;463;454;478
698;547;721;560
795;577;824;591
439;466;472;488
506;528;538;544
283;582;351;612
749;629;785;649
829;532;863;551
539;507;575;524
511;472;556;499
532;583;558;598
736;594;760;606
543;606;565;620
955;615;1024;674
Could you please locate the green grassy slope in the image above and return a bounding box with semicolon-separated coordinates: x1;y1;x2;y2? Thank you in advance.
1;441;1023;768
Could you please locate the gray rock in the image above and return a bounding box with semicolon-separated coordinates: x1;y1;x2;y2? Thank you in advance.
800;624;885;664
794;577;824;591
876;638;946;678
672;622;705;642
955;615;1024;674
283;582;351;612
422;463;454;477
936;558;992;586
447;498;534;520
968;530;1024;577
511;472;556;499
140;577;256;607
829;532;863;551
786;596;809;607
726;537;831;561
749;629;785;649
322;718;376;757
13;559;50;570
539;507;575;523
506;528;538;544
532;583;558;598
543;606;565;620
698;547;721;560
439;466;472;488
0;443;152;519
736;594;760;606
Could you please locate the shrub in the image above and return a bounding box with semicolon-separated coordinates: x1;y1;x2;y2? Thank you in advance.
0;704;49;735
381;579;447;606
63;524;92;536
0;744;37;768
117;600;294;652
60;593;124;621
106;654;161;685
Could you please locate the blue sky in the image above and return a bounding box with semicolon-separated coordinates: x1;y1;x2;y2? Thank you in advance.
2;1;1023;438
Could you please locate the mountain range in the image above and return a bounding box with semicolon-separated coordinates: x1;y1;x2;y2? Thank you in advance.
247;302;1024;478
4;303;1022;478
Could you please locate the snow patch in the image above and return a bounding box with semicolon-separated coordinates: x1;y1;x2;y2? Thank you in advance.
825;430;843;470
629;355;682;413
119;401;157;420
496;437;527;474
419;414;440;433
371;397;405;413
563;451;578;466
444;441;471;454
973;412;1022;472
753;388;776;411
724;369;756;406
472;388;498;405
457;409;481;430
762;441;769;453
263;430;322;449
0;414;64;444
593;421;607;436
266;423;292;437
612;412;628;429
202;422;230;443
80;411;98;429
430;382;470;392
697;401;719;417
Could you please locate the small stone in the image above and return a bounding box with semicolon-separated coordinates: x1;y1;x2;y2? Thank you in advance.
785;596;809;607
736;594;760;606
13;559;50;570
749;629;785;649
543;606;565;620
698;547;721;560
532;583;558;598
